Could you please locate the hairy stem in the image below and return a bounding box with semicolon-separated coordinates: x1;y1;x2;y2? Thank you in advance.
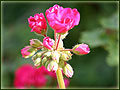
56;34;61;50
56;67;66;89
60;49;72;51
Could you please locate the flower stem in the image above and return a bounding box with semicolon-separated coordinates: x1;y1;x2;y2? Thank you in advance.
60;49;72;51
54;31;57;48
56;67;66;89
56;34;61;50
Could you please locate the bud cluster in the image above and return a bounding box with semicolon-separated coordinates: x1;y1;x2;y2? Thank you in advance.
21;4;90;78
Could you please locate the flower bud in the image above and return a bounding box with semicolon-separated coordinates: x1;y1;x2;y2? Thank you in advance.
43;51;52;57
58;60;65;68
21;46;37;58
34;58;41;67
51;51;60;63
30;39;43;48
41;57;48;66
32;51;45;61
44;60;50;69
72;44;90;55
43;37;54;50
63;63;74;78
60;51;72;61
47;61;58;72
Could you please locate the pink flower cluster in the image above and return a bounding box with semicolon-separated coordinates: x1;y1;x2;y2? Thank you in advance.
28;4;80;34
14;64;69;88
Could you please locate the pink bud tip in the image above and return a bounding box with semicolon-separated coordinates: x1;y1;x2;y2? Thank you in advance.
75;44;90;55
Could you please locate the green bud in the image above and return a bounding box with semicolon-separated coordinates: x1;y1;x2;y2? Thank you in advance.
60;51;72;61
34;58;41;67
47;61;58;72
44;60;50;68
51;51;60;63
30;39;43;48
41;57;48;66
43;51;52;57
63;63;74;78
58;60;65;68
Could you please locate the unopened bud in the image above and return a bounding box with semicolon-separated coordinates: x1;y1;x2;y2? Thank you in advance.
32;51;45;61
41;57;48;66
34;58;41;67
44;60;50;68
43;51;52;57
51;51;60;63
47;61;58;72
21;46;37;58
30;39;43;48
58;60;65;68
72;44;90;55
63;63;74;78
60;51;72;61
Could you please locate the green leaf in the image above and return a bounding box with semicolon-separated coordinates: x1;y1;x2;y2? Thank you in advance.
80;28;106;48
105;40;119;66
100;12;119;30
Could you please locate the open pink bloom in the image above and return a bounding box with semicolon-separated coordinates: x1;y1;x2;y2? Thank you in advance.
75;44;90;55
28;13;47;35
46;4;80;34
21;46;31;58
43;37;54;50
14;65;58;88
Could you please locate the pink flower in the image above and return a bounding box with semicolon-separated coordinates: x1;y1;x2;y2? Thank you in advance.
14;64;35;88
43;37;54;50
74;44;90;55
28;13;47;35
14;65;58;88
46;4;80;34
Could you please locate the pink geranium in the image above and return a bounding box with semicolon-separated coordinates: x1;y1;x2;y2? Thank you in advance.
43;37;54;50
28;13;47;35
46;4;80;34
14;65;70;88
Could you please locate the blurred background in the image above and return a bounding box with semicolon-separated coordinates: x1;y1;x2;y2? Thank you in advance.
1;1;119;89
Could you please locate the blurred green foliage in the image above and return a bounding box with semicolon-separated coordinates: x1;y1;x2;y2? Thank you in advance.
1;1;119;89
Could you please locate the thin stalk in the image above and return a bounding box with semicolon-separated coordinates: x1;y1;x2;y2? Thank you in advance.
56;67;66;89
54;31;57;48
60;49;72;51
56;34;61;50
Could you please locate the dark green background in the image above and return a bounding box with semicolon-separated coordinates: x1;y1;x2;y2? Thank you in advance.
1;1;119;89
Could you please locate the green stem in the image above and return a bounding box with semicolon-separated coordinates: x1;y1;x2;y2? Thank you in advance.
56;67;66;89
